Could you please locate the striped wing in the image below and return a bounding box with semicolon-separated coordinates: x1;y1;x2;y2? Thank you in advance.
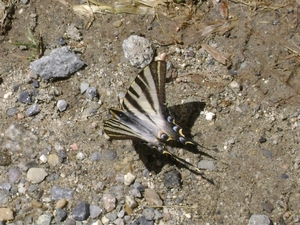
121;60;167;124
104;60;194;149
104;60;167;143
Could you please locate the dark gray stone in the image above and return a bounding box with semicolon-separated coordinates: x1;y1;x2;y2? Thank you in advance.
18;91;32;104
163;170;182;188
56;208;67;222
72;201;90;221
138;216;154;225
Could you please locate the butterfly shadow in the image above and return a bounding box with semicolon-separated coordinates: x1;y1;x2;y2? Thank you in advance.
133;101;215;183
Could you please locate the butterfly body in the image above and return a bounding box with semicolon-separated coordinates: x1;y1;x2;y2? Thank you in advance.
104;60;195;153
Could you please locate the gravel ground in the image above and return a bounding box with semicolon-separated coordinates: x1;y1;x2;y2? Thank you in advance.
0;0;300;224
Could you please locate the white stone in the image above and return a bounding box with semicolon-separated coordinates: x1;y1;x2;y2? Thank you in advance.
124;172;136;186
205;112;216;121
39;154;48;163
27;168;48;184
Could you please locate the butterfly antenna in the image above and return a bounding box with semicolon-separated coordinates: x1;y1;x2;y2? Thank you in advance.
162;149;215;184
162;149;202;174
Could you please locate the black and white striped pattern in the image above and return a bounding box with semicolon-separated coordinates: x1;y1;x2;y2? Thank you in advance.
104;60;194;151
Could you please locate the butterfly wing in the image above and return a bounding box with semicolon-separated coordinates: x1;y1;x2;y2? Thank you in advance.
104;60;194;149
104;61;167;146
121;60;168;125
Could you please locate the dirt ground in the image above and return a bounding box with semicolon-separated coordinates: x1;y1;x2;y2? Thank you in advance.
0;0;300;224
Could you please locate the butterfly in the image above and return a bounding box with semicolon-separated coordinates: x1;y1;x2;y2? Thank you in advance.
104;60;200;171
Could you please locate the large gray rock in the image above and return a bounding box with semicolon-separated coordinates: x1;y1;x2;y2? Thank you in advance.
30;46;85;80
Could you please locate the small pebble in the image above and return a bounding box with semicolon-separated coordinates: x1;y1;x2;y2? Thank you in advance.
261;149;272;158
229;80;241;90
70;143;79;151
259;137;267;143
205;112;215;121
113;20;123;28
103;193;116;212
51;186;74;200
254;104;260;112
86;87;97;100
110;185;125;199
31;200;43;208
90;205;102;219
28;185;38;192
114;218;125;225
153;209;163;220
106;213;117;221
27;168;48;184
63;218;76;225
17;182;26;194
125;196;137;210
227;139;235;145
133;182;146;192
106;150;118;160
124;172;136;186
20;0;29;4
186;50;195;57
32;80;40;88
56;208;67;222
129;188;141;198
25;104;40;116
0;183;11;194
6;107;19;117
37;213;52;225
57;100;68;112
48;154;60;166
3;91;13;99
39;154;47;163
18;91;32;104
0;208;14;221
91;151;102;161
17;112;25;119
57;150;68;162
117;209;125;218
91;220;102;225
56;198;68;209
163;170;182;188
116;174;125;183
138;216;154;225
66;24;82;41
80;82;89;93
248;214;271;225
142;208;155;220
262;202;274;213
76;152;85;160
8;168;22;183
102;216;110;224
198;160;216;171
56;36;67;46
72;201;90;221
144;189;163;206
